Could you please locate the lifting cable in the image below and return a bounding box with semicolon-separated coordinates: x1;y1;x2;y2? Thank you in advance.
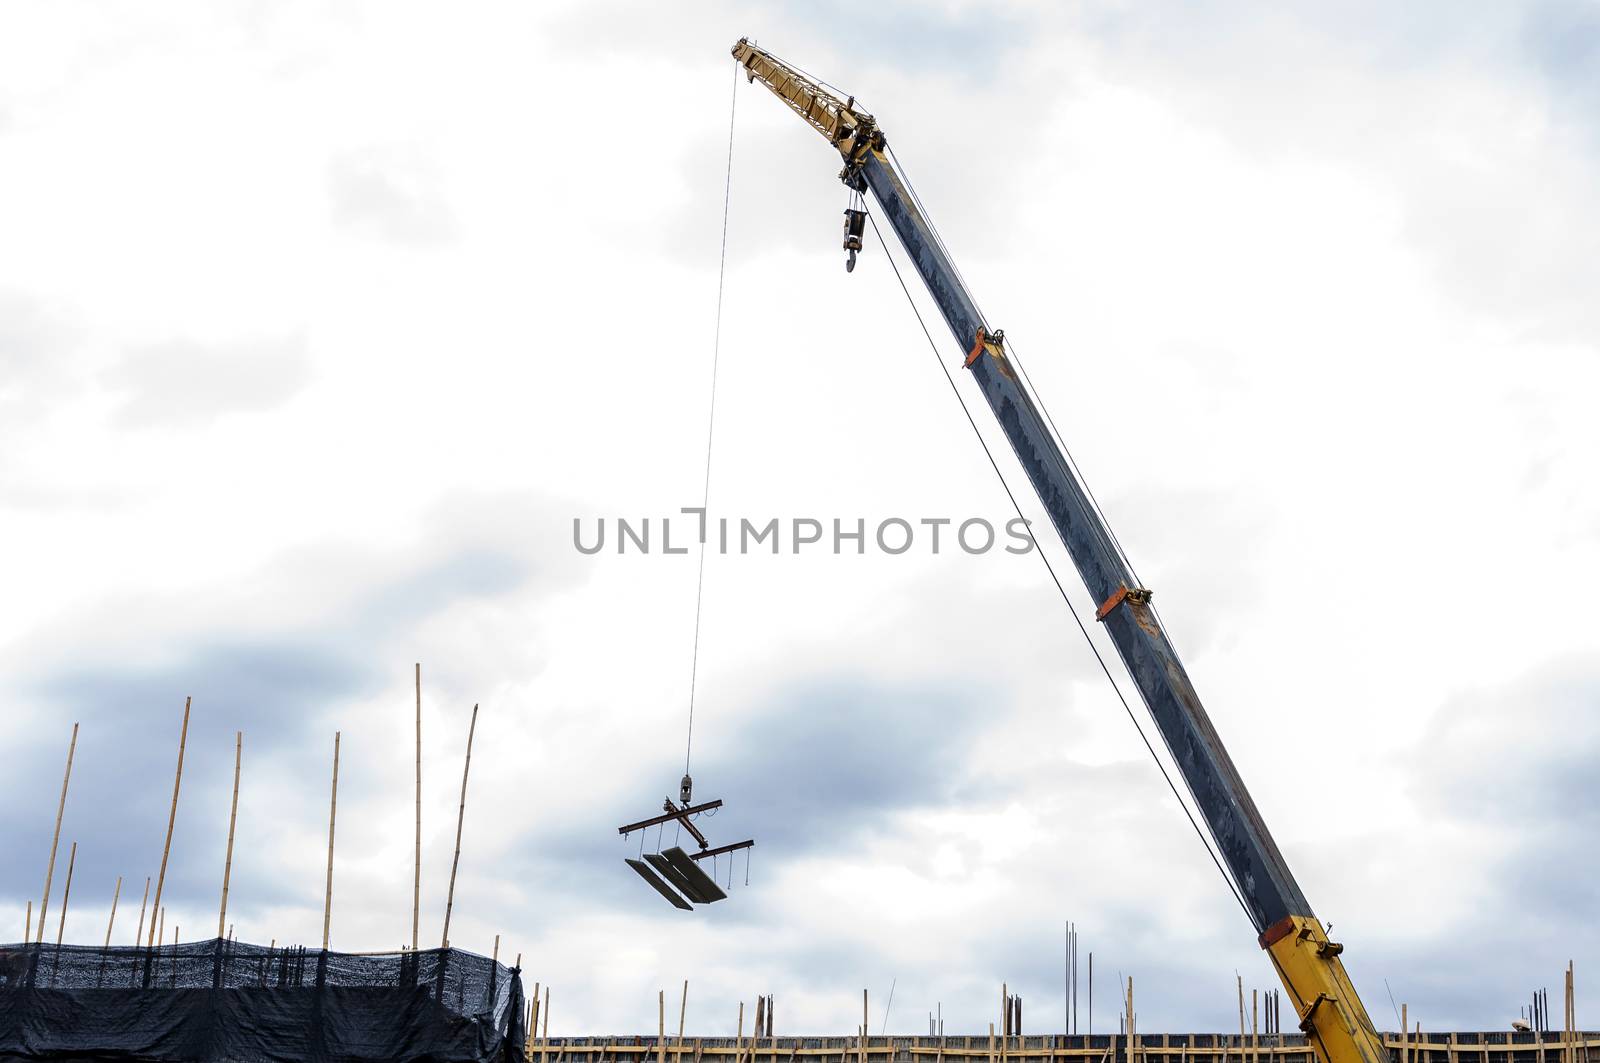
884;148;1211;869
684;59;741;781
885;143;1144;588
875;141;1199;852
1005;339;1147;591
864;212;1252;923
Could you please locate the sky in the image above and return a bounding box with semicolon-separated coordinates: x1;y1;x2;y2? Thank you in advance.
2;0;1599;1039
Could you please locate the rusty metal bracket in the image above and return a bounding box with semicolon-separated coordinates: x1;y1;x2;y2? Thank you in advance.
965;327;988;367
1297;993;1332;1035
617;799;722;848
1095;584;1152;622
686;838;755;862
1258;915;1297;949
965;326;1008;368
668;799;712;850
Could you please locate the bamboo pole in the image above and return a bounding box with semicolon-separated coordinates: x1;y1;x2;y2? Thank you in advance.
737;1001;745;1063
1561;966;1574;1063
542;984;550;1062
54;841;77;946
529;981;541;1061
149;699;192;946
322;730;341;950
157;906;165;951
94;873;121;988
675;979;688;1063
414;663;422;952
679;979;689;1042
1401;1005;1409;1063
440;703;479;948
1541;994;1548;1063
219;731;242;939
38;722;79;943
1574;964;1581;1063
25;901;31;943
660;989;667;1063
1128;977;1136;1063
133;877;150;947
863;991;869;1063
1237;976;1246;1054
104;875;123;948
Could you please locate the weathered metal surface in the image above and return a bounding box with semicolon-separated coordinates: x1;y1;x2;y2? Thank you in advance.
643;853;708;905
663;848;728;903
858;148;1311;934
617;800;723;837
626;859;693;910
686;839;755;862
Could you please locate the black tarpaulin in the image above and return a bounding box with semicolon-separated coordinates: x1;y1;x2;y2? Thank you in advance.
0;939;524;1063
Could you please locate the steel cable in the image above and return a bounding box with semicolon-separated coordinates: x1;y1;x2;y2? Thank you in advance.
685;59;741;778
865;211;1251;922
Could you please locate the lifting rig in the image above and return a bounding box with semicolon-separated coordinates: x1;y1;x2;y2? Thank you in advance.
617;788;755;910
732;38;1389;1063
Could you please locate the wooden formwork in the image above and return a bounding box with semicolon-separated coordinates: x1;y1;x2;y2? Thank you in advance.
522;1033;1598;1063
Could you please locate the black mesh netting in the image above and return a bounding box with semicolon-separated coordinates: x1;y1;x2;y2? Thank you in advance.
0;938;524;1062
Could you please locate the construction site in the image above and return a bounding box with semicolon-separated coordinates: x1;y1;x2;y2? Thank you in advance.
2;11;1595;1063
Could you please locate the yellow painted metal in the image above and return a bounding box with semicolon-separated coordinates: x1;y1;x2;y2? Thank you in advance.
1263;917;1388;1063
730;39;878;166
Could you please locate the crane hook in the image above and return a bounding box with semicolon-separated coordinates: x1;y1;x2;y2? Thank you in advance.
843;207;866;272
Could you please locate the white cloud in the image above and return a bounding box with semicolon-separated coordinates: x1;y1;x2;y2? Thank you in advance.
102;334;311;427
0;0;1596;1039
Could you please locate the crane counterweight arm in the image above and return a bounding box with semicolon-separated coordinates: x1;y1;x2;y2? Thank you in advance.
734;39;1391;1063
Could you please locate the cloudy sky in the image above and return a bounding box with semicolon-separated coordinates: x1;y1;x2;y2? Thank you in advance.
3;0;1599;1040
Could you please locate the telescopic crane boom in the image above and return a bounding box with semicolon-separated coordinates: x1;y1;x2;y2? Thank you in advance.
732;38;1388;1063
